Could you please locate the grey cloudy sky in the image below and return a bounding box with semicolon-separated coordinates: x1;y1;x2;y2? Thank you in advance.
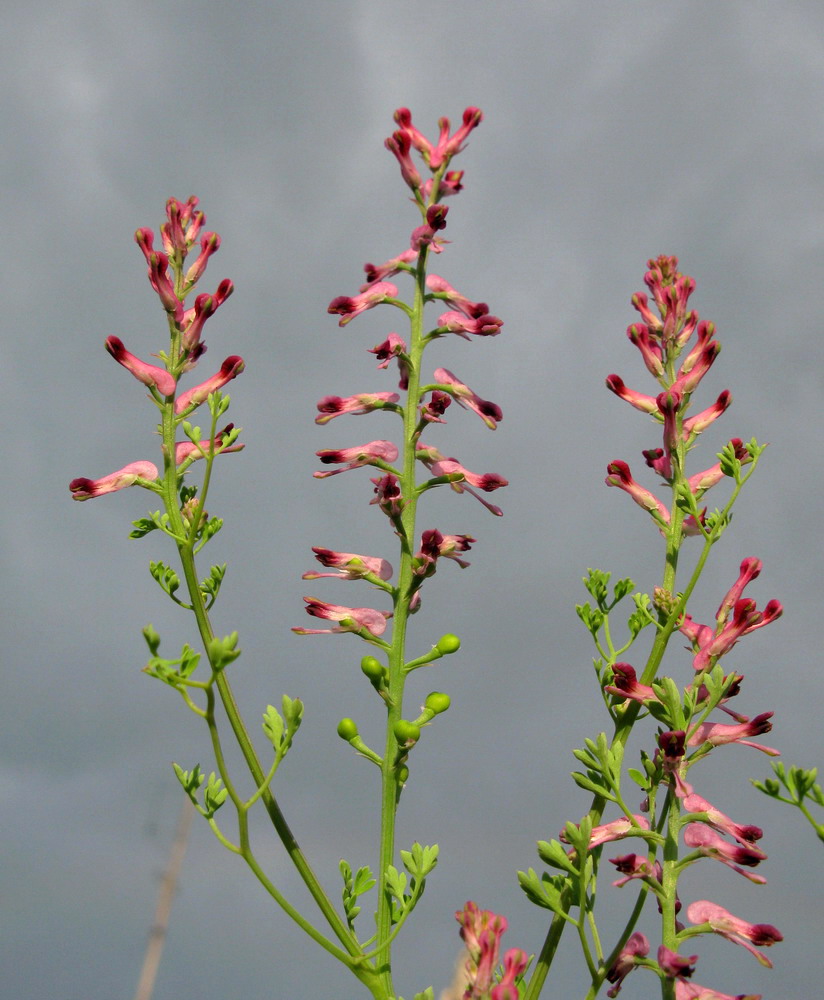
3;2;824;998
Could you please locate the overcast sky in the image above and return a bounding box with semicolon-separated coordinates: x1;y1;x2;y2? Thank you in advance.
3;2;824;999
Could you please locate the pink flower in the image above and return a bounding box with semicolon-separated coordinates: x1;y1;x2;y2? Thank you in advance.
604;663;660;703
174;356;245;414
690;598;783;673
681;792;763;846
642;255;696;346
416;448;507;516
315;392;400;424
327;281;398;326
105;336;176;396
426;274;489;318
672;339;720;395
455;901;508;999
393;106;483;171
292;598;391;637
686;900;782;968
420;390;452;424
433;367;502;429
657;946;698;979
605;461;670;526
302;547;392;582
410;204;450;252
174;424;244;465
609;853;663;888
675;981;761;1000
368;333;410;389
370;474;404;519
687;712;779;756
435;310;504;339
183;231;221;286
180;278;234;354
605;374;659;415
683;824;767;883
684;391;732;438
384;130;423;191
561;815;650;850
687;439;751;494
437;533;475;568
422;169;465;200
716;558;762;623
361;249;418;287
69;461;159;501
491;948;529;1000
626;323;665;377
314;440;399;478
606;932;649;997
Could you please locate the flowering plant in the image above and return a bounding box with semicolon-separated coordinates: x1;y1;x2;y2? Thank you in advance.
71;109;788;1000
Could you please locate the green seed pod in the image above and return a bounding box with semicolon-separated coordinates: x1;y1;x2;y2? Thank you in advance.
436;633;461;655
337;717;359;741
424;691;451;715
393;720;421;745
397;764;409;784
361;655;385;683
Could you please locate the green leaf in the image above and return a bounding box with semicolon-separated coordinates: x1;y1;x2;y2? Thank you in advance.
517;867;571;916
400;842;439;879
207;632;241;672
536;839;578;875
202;772;228;817
130;515;160;539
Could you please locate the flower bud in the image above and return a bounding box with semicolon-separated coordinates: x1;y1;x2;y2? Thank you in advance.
437;633;461;655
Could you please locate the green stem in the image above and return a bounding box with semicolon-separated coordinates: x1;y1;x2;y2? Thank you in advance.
158;404;364;966
374;244;430;995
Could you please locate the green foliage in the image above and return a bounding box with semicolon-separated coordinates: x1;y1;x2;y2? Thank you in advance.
261;696;303;764
754;762;824;843
570;733;624;801
207;631;241;672
199;564;226;608
149;560;191;608
172;763;228;818
384;844;439;926
143;636;201;687
339;859;377;932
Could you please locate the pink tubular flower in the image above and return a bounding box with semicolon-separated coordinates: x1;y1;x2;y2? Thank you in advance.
146;249;184;323
426;274;489;318
70;461;159;501
681;792;762;846
604;663;659;703
292;598;391;637
691;598;783;673
687;439;751;494
684;391;732;438
455;901;508;999
435;309;503;339
410;204;450;253
315;392;401;424
180;278;234;354
421;450;508;499
686;900;782;968
562;815;651;850
174;424;244;465
672;339;720;395
384;130;423;191
687;713;779;756
658;946;698;980
174;356;245;414
626;323;665;377
438;533;475;568
370;473;404;518
605;461;670;525
716;558;762;623
314;440;398;478
491;948;529;1000
394;106;483;171
605;374;659;414
609;853;663;888
657;389;683;456
433;367;502;429
420;390;452;424
328;281;398;326
362;249;418;287
302;547;392;582
682;824;767;883
105;336;176;396
369;333;410;389
183;231;221;286
675;981;761;1000
606;932;649;997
